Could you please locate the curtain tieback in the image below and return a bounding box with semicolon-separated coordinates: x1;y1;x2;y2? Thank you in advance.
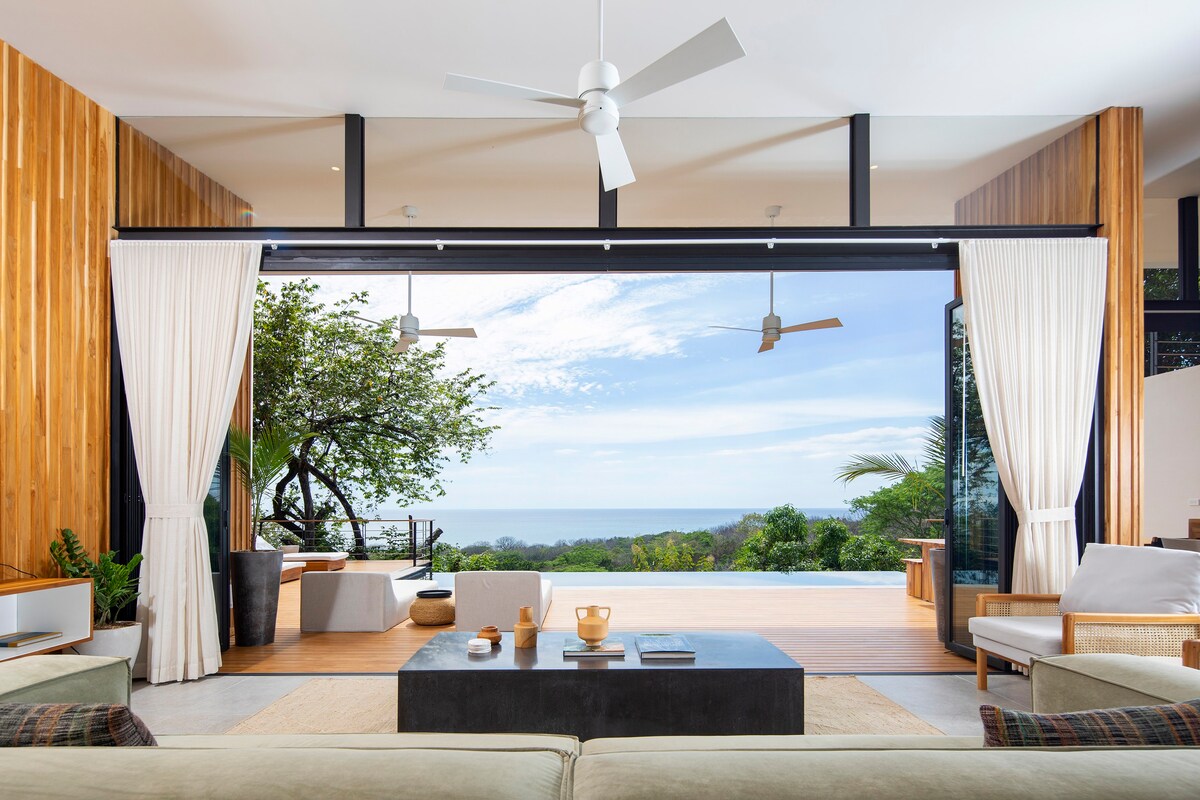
1017;506;1075;525
145;503;204;519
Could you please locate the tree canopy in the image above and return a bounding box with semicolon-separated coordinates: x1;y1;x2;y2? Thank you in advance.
253;279;496;552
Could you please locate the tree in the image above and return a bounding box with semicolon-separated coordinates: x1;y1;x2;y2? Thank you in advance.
849;468;944;540
810;518;850;570
733;504;817;573
839;533;904;571
631;537;714;572
254;280;496;553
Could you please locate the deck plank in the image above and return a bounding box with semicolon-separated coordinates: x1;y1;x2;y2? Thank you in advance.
219;563;973;674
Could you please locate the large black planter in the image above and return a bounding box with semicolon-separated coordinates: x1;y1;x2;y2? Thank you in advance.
231;549;283;646
930;547;947;645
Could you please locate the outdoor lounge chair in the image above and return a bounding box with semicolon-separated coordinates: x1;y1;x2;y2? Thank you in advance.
969;543;1200;689
454;571;553;632
255;536;349;571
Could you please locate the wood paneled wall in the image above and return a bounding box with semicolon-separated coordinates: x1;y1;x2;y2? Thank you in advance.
956;110;1145;545
230;349;253;552
0;41;114;578
1097;107;1144;546
117;122;251;227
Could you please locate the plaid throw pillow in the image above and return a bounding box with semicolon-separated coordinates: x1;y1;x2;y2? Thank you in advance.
0;703;157;747
981;700;1200;747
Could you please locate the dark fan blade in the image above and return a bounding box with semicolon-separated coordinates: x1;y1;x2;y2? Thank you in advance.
607;18;746;108
778;317;843;334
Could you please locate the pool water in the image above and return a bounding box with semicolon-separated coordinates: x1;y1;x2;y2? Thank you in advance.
431;571;904;588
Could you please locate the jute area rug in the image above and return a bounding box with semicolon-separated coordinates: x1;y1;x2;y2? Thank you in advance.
227;676;942;736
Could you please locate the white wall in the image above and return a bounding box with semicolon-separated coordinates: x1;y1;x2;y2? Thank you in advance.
1144;365;1200;541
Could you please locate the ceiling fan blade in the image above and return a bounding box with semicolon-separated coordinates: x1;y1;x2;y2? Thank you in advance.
778;317;844;334
418;328;478;338
596;131;635;191
443;73;583;109
758;340;775;353
393;339;410;354
607;18;746;108
708;325;762;333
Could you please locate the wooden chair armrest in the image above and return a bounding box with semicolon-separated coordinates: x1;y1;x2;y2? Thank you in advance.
1063;613;1200;656
975;593;1062;617
1184;640;1200;670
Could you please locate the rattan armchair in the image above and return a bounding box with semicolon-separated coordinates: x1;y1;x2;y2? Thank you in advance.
972;592;1200;690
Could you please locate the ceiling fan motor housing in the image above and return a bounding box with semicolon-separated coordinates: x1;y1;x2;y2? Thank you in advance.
761;313;782;342
578;60;621;136
398;313;421;343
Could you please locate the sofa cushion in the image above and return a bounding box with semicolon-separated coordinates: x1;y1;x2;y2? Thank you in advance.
1031;654;1200;713
0;703;156;747
968;615;1062;656
0;655;131;706
1059;544;1200;614
981;700;1200;747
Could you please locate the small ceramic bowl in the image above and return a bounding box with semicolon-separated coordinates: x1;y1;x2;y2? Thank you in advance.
467;637;491;655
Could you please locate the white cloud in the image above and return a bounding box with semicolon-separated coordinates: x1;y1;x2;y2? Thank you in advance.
709;426;931;460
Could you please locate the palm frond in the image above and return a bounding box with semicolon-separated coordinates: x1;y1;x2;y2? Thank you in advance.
923;415;947;471
835;453;920;485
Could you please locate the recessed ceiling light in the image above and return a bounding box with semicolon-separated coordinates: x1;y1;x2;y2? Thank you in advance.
869;164;879;170
331;166;341;171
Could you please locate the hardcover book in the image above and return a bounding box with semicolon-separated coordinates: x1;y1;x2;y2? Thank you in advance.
635;633;696;660
562;640;625;658
0;631;62;648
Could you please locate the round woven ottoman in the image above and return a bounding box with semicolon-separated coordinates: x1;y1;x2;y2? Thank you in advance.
409;596;455;626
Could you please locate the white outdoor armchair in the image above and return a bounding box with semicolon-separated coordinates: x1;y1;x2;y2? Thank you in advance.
969;544;1200;689
454;571;553;632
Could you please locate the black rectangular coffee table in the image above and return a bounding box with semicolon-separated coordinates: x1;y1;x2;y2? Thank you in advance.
397;631;803;739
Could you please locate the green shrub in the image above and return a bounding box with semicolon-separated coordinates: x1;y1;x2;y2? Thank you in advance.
811;519;851;571
839;533;904;571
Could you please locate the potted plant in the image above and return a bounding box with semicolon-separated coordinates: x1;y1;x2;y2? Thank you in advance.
227;424;311;646
50;528;144;664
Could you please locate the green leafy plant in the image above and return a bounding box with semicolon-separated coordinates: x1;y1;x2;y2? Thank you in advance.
228;424;312;543
50;528;144;628
835;415;946;500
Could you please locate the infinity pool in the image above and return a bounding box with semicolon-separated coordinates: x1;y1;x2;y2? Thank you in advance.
431;571;904;588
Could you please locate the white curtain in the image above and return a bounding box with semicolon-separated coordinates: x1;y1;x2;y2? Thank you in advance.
959;238;1107;594
110;241;260;683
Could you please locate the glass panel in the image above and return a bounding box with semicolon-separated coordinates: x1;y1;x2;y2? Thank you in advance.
948;303;1000;650
617;118;848;226
119;117;345;227
366;118;596;227
872;116;1089;225
204;458;223;573
1145;198;1180;300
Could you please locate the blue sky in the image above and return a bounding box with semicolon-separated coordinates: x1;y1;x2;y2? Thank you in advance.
269;269;951;509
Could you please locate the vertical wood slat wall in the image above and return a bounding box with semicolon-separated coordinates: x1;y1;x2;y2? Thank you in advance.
0;42;114;578
955;109;1144;545
117;122;251;227
229;349;253;552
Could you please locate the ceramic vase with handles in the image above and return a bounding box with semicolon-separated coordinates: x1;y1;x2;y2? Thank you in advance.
514;605;538;649
575;605;611;646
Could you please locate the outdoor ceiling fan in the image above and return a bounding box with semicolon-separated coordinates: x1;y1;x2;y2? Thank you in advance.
710;272;843;353
356;274;477;353
443;1;746;191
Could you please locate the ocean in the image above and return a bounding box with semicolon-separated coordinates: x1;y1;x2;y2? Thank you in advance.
370;507;854;547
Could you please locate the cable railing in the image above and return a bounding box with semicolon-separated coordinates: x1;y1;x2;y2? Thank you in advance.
259;517;440;570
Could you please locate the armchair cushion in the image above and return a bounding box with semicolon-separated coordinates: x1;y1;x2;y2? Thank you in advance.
981;699;1200;747
968;615;1063;656
1059;544;1200;615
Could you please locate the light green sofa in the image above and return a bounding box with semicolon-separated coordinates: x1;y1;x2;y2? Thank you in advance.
0;732;1198;798
0;654;131;705
1031;653;1200;713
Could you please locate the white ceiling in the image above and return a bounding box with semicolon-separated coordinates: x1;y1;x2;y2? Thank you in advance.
4;0;1199;203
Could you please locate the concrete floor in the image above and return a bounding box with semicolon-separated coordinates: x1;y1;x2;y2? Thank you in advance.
133;671;1031;736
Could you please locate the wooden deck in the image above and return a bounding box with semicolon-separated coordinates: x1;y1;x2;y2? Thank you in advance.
220;562;974;675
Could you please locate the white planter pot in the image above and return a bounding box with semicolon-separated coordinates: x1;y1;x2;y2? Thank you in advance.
74;622;142;665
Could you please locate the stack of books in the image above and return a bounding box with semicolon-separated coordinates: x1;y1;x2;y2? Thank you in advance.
0;631;62;648
634;633;696;660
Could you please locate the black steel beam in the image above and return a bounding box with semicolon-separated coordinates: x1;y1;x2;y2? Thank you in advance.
344;113;365;228
849;113;870;227
599;167;618;229
1180;196;1198;302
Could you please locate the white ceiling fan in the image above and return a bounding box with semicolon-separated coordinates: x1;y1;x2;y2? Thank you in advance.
443;1;746;191
710;272;843;353
359;273;478;353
